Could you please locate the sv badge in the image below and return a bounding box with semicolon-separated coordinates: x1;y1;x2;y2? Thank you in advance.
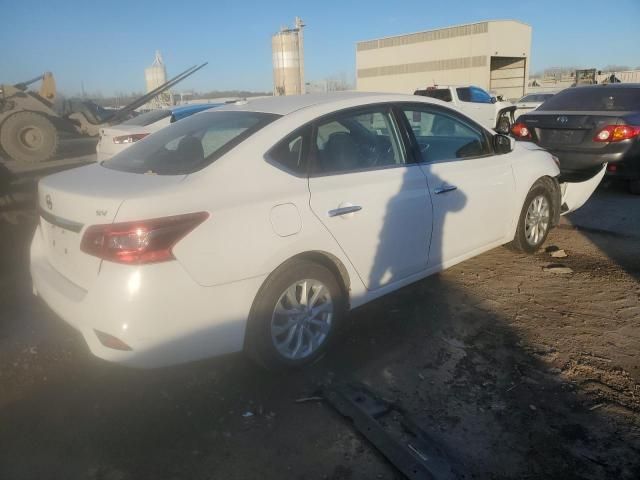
96;209;108;216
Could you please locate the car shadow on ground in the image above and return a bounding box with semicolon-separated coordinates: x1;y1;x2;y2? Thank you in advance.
562;181;640;282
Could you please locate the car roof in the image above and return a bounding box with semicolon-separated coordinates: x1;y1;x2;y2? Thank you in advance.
212;91;442;116
170;103;223;115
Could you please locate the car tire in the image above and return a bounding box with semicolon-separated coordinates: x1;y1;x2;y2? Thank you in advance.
245;260;346;370
629;179;640;195
509;180;554;254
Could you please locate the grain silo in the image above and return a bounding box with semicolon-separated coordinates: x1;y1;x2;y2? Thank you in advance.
144;51;172;109
272;17;305;96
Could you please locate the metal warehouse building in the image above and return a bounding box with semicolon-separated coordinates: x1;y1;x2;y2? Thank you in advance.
356;20;532;99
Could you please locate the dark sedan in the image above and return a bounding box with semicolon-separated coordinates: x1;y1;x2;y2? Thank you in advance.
511;84;640;194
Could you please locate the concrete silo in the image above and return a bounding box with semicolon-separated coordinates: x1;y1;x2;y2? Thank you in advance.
272;17;305;96
144;51;172;109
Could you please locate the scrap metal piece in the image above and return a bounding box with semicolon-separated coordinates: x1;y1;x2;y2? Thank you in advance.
323;383;461;480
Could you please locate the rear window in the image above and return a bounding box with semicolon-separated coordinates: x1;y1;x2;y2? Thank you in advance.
120;109;172;126
103;111;279;175
414;88;453;102
537;87;640;112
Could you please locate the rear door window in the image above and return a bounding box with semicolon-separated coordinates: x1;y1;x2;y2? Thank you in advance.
103;111;279;175
313;108;406;175
456;88;472;102
266;126;311;175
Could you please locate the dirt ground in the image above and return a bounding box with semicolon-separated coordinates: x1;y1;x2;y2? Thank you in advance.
0;159;638;479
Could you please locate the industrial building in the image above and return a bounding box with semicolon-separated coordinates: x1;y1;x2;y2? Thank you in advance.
272;17;305;96
356;20;531;100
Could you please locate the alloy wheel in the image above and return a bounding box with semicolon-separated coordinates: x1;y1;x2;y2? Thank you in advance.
524;194;550;246
270;279;333;360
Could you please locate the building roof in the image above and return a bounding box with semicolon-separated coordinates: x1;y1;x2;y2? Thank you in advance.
356;19;530;47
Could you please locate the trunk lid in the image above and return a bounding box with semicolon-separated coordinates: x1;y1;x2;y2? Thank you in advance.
37;164;186;289
521;111;627;149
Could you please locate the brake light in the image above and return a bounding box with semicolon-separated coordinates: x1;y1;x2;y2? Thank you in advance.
511;122;532;140
593;125;640;142
113;133;149;144
80;212;209;264
95;330;132;351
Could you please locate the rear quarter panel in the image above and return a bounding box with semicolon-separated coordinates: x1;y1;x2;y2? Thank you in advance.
506;143;560;238
114;116;368;306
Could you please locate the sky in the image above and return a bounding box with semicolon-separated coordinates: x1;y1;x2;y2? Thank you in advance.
1;0;639;96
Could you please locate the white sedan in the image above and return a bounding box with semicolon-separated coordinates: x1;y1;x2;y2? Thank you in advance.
31;93;601;369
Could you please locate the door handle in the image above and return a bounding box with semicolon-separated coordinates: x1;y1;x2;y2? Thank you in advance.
328;205;362;217
434;184;457;194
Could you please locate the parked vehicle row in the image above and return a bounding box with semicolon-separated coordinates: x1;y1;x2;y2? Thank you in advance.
31;92;600;369
512;84;640;194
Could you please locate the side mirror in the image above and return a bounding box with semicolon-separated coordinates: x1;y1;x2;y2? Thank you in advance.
491;96;497;104
494;134;512;154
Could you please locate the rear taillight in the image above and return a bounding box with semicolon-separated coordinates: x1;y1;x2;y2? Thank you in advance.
80;212;209;264
113;133;149;144
511;122;532;140
593;125;640;142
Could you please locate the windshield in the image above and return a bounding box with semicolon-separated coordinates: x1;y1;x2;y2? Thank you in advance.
120;109;172;126
519;94;554;103
537;87;640;112
103;111;279;175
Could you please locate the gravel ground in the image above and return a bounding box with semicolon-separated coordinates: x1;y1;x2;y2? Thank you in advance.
0;168;638;479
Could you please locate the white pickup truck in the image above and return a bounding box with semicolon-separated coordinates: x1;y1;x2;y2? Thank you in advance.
414;85;516;134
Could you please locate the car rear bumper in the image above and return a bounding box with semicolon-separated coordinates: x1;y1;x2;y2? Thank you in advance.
545;148;625;182
30;225;266;368
604;152;640;180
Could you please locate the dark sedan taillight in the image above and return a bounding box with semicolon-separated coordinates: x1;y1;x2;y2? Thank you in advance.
511;122;532;140
81;212;209;264
593;125;640;143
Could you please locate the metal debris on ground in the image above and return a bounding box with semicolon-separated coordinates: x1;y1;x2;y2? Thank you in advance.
323;383;462;480
550;249;568;258
543;264;574;274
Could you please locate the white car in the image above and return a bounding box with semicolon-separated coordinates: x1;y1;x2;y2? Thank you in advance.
31;92;602;369
96;103;221;161
514;92;556;120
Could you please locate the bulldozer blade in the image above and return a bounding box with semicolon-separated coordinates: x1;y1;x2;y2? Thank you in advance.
106;62;208;124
